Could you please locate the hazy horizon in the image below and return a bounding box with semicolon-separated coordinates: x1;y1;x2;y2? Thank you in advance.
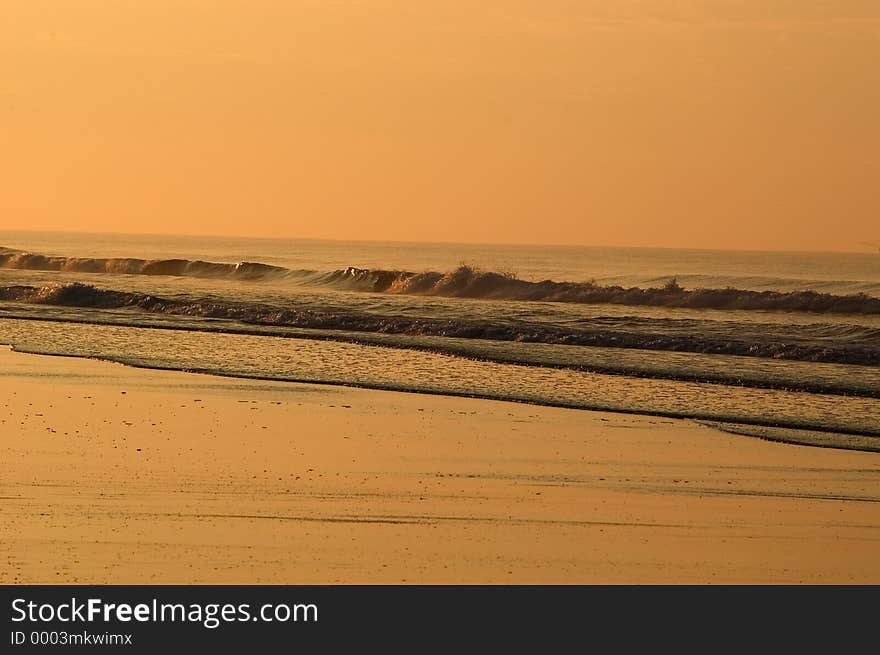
2;226;880;256
3;2;878;252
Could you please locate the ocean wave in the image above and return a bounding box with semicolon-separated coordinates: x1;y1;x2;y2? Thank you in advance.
3;282;880;366
3;246;880;314
330;266;880;314
0;247;291;281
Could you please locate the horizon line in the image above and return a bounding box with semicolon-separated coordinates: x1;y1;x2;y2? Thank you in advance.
0;227;877;257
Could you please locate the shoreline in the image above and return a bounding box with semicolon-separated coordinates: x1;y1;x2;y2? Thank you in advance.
1;347;878;583
5;311;880;400
3;333;878;452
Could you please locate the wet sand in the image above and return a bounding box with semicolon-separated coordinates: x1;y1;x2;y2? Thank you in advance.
1;346;878;584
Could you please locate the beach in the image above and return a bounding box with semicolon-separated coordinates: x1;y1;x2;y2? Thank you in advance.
2;346;877;584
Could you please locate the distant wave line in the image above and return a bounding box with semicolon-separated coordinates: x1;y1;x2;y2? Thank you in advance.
3;246;880;314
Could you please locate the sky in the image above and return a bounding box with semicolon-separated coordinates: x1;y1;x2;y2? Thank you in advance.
1;1;878;251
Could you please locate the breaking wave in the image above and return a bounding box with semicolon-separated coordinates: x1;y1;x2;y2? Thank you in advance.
3;282;880;366
0;247;288;280
325;266;880;314
3;246;880;314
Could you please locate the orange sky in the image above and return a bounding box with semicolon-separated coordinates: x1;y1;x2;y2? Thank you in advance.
1;2;878;251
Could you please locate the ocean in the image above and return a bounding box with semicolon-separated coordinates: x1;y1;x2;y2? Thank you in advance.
1;230;878;451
